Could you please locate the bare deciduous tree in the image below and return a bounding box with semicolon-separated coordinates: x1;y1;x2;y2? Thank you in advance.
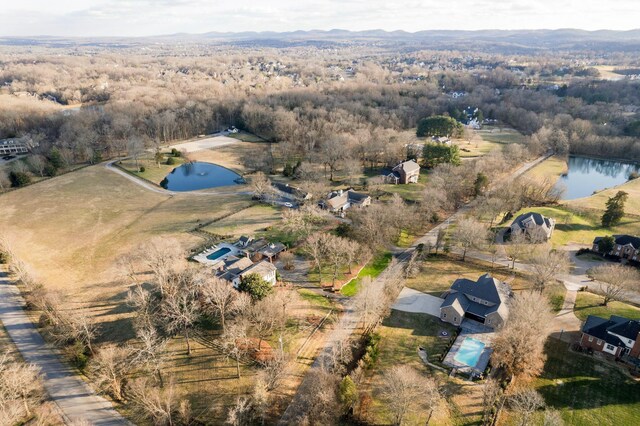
0;352;43;424
452;217;488;261
528;247;570;293
508;387;546;426
588;263;640;306
381;365;440;425
491;291;553;384
200;277;239;332
504;231;529;269
249;171;272;201
88;345;132;402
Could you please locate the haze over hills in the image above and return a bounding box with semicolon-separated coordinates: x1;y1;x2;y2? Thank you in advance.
2;28;640;51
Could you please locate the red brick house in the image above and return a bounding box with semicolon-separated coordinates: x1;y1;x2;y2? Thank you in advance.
592;235;640;262
580;315;640;358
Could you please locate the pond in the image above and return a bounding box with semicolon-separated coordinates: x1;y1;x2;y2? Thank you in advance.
555;156;640;200
160;162;244;191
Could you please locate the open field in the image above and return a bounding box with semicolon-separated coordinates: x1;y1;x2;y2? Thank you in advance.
379;173;428;202
363;310;457;425
405;255;531;297
533;339;640;425
564;174;640;217
509;206;640;247
525;155;567;184
0;165;253;341
226;131;269;143
202;204;282;238
118;154;186;185
574;292;640;321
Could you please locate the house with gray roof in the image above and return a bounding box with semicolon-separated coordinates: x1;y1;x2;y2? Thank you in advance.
510;212;555;242
385;160;421;185
319;189;371;215
440;274;511;329
592;234;640;262
215;256;277;288
580;315;640;359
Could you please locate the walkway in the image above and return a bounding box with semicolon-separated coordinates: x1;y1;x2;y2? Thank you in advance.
392;287;444;316
0;270;128;426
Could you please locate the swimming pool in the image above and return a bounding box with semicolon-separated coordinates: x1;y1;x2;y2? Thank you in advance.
453;337;485;368
206;247;232;261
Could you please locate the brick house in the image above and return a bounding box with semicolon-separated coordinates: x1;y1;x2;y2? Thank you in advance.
439;273;512;329
592;235;640;262
580;315;640;358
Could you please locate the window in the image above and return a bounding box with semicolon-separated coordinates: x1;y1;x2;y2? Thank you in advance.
597;339;602;345
454;317;458;322
588;336;593;342
443;313;447;318
606;344;615;351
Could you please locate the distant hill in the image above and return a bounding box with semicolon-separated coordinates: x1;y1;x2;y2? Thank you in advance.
3;29;640;51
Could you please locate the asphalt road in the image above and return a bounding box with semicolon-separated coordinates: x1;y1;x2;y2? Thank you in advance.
0;270;129;426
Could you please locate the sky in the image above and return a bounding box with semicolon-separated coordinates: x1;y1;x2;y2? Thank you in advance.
1;0;638;37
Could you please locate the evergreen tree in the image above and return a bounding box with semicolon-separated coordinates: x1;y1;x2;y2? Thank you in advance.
601;191;628;227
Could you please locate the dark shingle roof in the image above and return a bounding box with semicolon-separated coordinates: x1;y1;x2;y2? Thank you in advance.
512;212;552;228
582;315;640;348
450;273;505;305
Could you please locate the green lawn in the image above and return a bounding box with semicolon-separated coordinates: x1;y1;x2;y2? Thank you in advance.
226;131;268;143
379;173;428;202
535;339;640;426
510;205;640;247
118;153;186;185
477;127;526;145
574;292;640;321
298;289;334;310
365;310;457;425
565;174;640;217
340;252;393;296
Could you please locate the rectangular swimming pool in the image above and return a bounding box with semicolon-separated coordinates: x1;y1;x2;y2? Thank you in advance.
206;247;232;261
453;337;485;368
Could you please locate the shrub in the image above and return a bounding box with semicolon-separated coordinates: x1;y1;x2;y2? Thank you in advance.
44;163;58;177
9;171;31;187
629;171;639;181
171;148;181;157
166;157;176;165
139;166;146;173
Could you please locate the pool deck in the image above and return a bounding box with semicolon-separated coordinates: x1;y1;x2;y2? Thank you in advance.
193;242;240;266
443;319;495;376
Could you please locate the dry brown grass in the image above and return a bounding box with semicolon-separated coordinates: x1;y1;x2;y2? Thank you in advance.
0;165;253;341
203;204;282;238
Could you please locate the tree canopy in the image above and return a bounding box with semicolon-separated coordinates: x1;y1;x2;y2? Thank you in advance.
417;115;464;138
601;190;628;227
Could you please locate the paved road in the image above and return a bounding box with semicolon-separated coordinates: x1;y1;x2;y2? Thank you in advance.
0;270;129;426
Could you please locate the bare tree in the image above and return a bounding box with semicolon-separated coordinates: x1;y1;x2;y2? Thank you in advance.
482;378;503;425
88;345;133;402
143;237;184;296
543;408;564;426
588;264;640;306
221;320;250;379
528;247;569;293
452;217;488;261
259;349;289;392
381;365;440;425
128;377;189;426
27;155;47;177
249;171;272;201
353;276;387;335
302;233;327;284
504;231;529;269
0;352;43;423
131;323;168;387
508;387;546;426
127;136;145;172
160;272;200;355
200;277;239;332
491;291;553;384
249;294;285;349
295;368;340;425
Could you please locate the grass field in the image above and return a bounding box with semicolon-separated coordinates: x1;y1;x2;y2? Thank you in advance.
509;206;640;247
525;156;567;184
202;204;282;238
118;154;186;185
379;173;428;202
226;131;268;143
364;310;457;425
340;252;393;296
574;292;640;321
0;165;253;342
564;175;640;217
534;339;640;425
